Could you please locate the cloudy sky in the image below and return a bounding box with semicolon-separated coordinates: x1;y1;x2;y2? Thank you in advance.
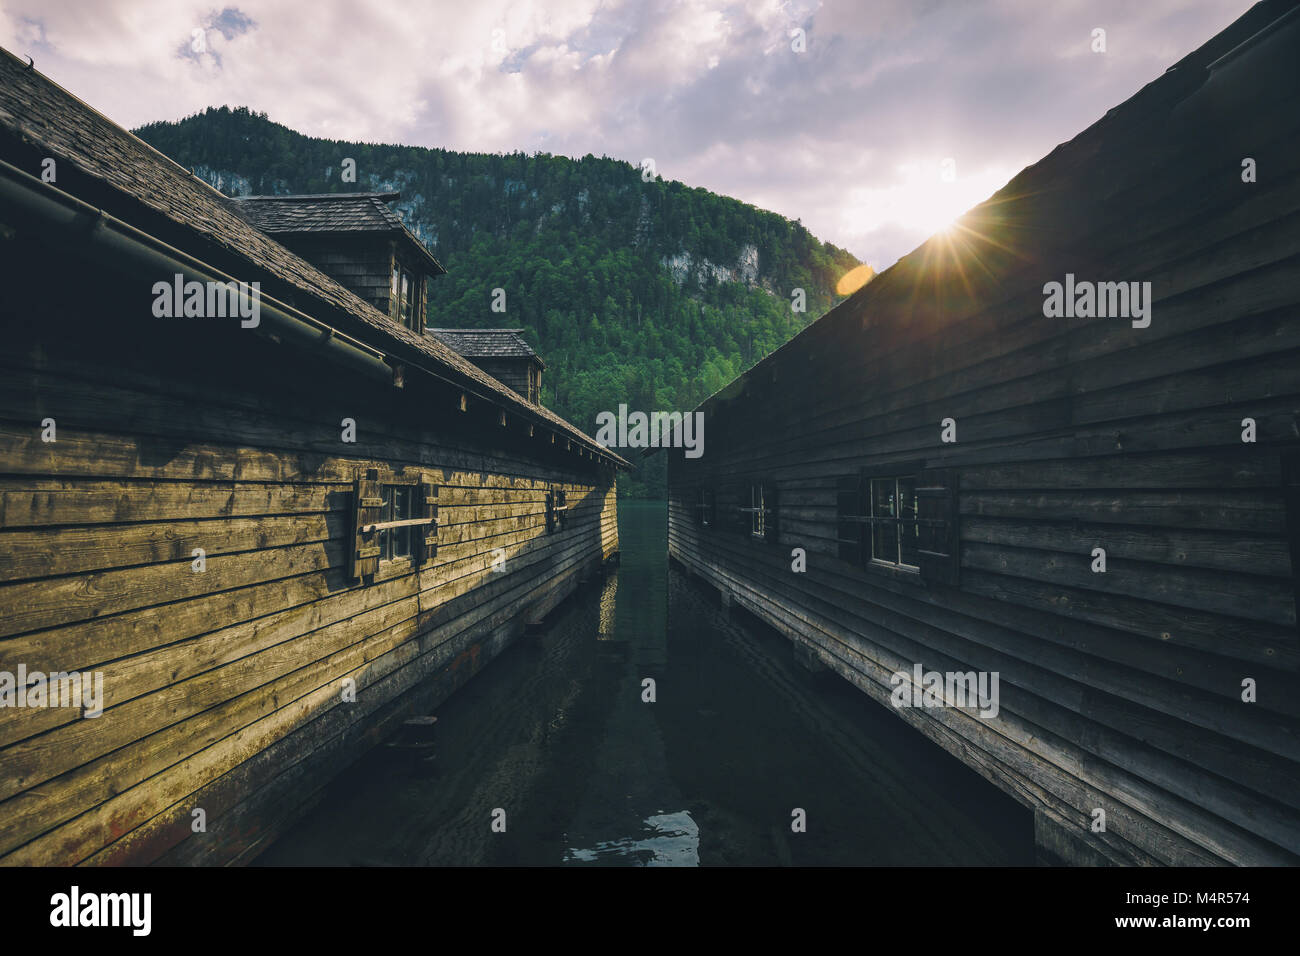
1;0;1254;269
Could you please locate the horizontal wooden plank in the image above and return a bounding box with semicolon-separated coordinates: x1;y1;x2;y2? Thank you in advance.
959;516;1290;578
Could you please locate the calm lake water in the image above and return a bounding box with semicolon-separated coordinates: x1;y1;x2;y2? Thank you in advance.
257;499;1032;866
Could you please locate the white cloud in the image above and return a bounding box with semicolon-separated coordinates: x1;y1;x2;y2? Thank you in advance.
0;0;1255;268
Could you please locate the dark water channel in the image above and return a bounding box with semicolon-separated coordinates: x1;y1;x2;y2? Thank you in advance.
258;500;1033;866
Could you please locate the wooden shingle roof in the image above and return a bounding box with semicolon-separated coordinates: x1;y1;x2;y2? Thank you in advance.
0;47;624;468
233;192;405;232
231;192;445;275
428;328;543;367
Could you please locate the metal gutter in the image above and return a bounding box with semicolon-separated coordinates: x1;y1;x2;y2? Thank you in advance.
0;156;395;384
0;157;629;468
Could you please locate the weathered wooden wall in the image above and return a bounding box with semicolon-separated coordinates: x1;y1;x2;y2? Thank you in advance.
475;359;535;404
669;4;1300;866
0;252;617;866
275;234;398;320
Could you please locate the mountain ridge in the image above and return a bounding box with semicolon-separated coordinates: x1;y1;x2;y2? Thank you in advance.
134;106;865;495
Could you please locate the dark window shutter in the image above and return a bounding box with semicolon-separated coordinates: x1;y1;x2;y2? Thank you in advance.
916;467;959;585
836;473;864;564
350;468;383;580
415;481;438;565
764;483;780;545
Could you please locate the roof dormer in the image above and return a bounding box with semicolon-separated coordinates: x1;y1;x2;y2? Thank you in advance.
428;328;546;405
231;191;444;333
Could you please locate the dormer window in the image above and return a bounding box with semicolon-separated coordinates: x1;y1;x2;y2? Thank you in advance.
231;191;443;336
428;328;546;406
392;264;409;327
390;260;426;332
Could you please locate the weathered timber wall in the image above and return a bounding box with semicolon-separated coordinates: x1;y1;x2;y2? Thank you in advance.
669;5;1300;866
0;250;617;866
276;234;395;318
473;359;533;402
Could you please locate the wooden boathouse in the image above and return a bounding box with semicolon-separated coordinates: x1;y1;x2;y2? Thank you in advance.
0;49;625;865
668;0;1300;865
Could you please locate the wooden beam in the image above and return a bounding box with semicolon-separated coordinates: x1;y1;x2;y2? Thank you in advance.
457;392;467;412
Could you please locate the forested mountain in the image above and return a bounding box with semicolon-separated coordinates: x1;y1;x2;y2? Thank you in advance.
135;106;864;495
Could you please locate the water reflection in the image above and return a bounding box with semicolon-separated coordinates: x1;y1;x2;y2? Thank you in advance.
257;500;1031;866
564;811;700;866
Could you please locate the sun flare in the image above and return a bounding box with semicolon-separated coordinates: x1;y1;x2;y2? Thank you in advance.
840;161;1015;253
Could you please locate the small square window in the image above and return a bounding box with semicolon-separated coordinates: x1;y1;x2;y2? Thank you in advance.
350;472;438;580
838;467;958;583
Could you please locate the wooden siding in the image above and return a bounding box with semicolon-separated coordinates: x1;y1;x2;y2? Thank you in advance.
0;251;617;865
668;6;1300;866
475;359;538;404
275;234;399;320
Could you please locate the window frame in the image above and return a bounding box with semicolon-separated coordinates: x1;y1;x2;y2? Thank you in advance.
399;271;411;328
836;464;958;585
377;483;414;564
390;263;402;322
389;258;426;334
866;474;921;572
737;479;779;545
546;487;568;534
349;469;438;581
694;487;715;528
750;483;766;539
